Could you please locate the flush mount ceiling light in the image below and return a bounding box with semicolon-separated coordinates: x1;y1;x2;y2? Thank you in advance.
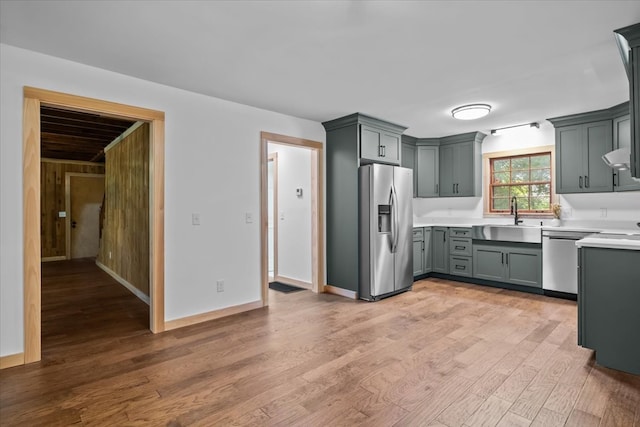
491;122;540;136
451;104;492;120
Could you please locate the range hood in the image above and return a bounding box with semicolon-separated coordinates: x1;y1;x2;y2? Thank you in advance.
602;147;631;170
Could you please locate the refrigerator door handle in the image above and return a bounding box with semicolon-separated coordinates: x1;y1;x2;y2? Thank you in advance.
390;184;399;253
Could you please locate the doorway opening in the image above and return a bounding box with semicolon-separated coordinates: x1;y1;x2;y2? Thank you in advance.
260;132;324;305
22;87;165;365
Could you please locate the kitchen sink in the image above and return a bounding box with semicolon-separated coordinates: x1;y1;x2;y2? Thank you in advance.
471;224;542;244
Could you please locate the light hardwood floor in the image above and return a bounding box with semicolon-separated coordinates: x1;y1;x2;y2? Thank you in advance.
1;259;638;426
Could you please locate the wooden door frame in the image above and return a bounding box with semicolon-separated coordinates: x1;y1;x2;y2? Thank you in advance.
64;173;105;260
267;153;279;280
260;132;324;305
23;87;165;364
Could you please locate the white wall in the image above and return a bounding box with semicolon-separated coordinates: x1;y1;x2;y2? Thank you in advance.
267;144;312;283
414;122;640;224
0;44;326;357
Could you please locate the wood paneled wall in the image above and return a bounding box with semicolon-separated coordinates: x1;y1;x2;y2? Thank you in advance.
41;160;105;258
97;123;150;296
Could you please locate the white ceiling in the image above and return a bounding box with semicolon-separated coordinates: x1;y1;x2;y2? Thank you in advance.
1;1;639;137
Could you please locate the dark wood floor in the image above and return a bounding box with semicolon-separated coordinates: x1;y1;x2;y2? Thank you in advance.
1;260;639;426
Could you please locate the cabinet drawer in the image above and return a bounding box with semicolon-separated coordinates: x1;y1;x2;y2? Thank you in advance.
449;227;471;238
449;256;472;277
450;237;472;256
413;228;424;241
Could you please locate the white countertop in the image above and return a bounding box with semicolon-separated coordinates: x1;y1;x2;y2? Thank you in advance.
575;233;640;251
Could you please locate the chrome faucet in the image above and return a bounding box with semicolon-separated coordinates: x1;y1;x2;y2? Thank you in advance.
511;196;523;225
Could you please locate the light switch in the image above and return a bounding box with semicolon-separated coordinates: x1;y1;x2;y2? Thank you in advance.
296;187;303;197
192;213;200;225
280;211;285;220
58;211;67;218
245;212;253;223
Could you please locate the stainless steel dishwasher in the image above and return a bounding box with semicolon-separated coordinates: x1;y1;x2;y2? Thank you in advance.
542;229;595;295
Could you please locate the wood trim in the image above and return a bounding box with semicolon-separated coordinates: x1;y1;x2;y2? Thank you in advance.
96;261;150;305
103;121;145;153
0;353;25;370
274;275;312;290
482;145;557;217
150;119;165;333
24;87;164;121
41;158;104;166
268;153;278;279
164;300;264;331
23;96;41;364
260;132;325;306
324;284;358;300
41;256;66;263
261;131;323;150
64;173;105;260
23;87;166;364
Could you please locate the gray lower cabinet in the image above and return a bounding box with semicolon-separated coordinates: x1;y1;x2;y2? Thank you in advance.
448;228;472;277
416;146;439;197
613;114;640;191
578;246;640;375
423;227;433;273
473;242;542;288
432;227;449;273
412;228;424;276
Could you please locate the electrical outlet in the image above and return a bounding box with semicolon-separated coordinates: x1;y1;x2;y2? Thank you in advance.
216;280;224;293
192;213;201;225
280;211;285;220
245;212;253;223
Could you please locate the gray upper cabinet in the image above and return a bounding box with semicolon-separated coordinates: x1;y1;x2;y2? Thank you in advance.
438;133;485;197
614;23;640;179
416;145;439;197
322;113;407;293
401;137;417;197
360;124;401;165
550;112;614;194
613;113;640;191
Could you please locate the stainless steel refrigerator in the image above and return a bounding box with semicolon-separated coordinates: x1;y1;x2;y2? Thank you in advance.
359;163;413;301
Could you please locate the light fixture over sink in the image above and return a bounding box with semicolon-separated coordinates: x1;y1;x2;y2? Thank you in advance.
451;104;492;120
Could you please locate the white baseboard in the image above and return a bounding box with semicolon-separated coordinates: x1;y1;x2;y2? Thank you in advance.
95;260;150;305
324;284;358;300
273;275;312;290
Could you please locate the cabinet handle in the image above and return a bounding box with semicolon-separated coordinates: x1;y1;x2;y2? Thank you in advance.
501;253;504;264
435;183;439;193
506;253;509;265
455;264;466;270
585;175;589;188
579;176;583;188
456;183;459;193
614;173;618;187
455;246;465;250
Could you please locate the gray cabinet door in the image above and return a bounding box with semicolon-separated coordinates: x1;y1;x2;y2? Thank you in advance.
360;125;400;165
413;240;424;277
401;143;417;197
432;227;449;273
424;227;433;272
416;146;439;197
583;120;613;193
453;141;474;196
473;245;505;281
381;131;400;165
556;125;584;193
613;115;640;191
505;248;541;288
439;145;455;197
412;227;424;277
